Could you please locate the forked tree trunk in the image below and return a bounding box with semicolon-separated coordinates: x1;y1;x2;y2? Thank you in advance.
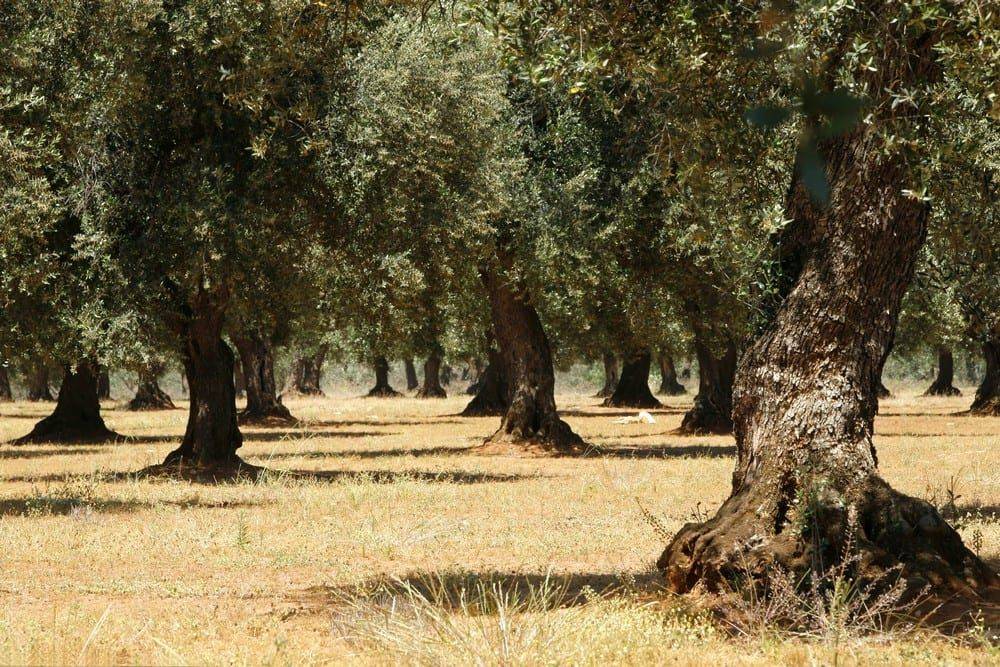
658;13;992;596
480;264;583;452
594;352;619;398
26;361;54;401
462;348;508;416
284;346;327;397
604;349;661;408
14;360;118;443
416;352;447;398
233;333;295;424
404;357;419;391
679;336;736;434
970;339;999;415
657;353;686;396
0;367;12;402
96;367;111;400
128;362;175;410
163;301;243;467
367;356;400;397
923;346;961;397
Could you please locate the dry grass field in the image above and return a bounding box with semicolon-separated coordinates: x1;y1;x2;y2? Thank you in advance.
0;388;997;665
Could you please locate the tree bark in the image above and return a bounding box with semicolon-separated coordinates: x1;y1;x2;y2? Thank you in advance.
416;351;447;398
657;352;686;396
0;366;12;402
923;346;961;397
593;352;619;398
96;366;111;400
367;356;400;397
26;360;54;401
128;362;175;410
404;357;419;391
604;348;661;408
970;339;999;415
284;346;327;397
163;300;244;466
679;335;736;434
657;14;992;597
462;348;508;416
480;264;583;452
14;360;118;443
233;332;295;424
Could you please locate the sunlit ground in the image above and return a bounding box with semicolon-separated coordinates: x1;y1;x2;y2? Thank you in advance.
0;386;996;665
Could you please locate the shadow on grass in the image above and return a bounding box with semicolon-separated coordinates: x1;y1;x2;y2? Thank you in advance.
0;446;104;459
284;468;540;485
242;430;393;443
259;446;476;460
0;494;271;516
560;408;687;418
586;444;736;459
307;419;464;428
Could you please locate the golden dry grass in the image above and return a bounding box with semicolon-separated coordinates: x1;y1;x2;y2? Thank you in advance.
0;387;997;665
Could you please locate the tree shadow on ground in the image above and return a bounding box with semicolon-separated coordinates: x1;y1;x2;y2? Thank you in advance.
307;419;463;428
0;494;272;516
259;446;476;460
282;468;541;485
0;446;104;459
242;430;394;443
560;408;687;418
585;444;736;459
875;432;998;438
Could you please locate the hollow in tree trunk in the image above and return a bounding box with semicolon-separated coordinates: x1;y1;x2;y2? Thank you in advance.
657;352;686;396
923;346;961;397
404;357;419;391
593;352;619;398
284;346;327;397
0;366;11;402
679;335;736;434
96;366;111;400
479;264;583;453
128;362;175;410
367;356;400;397
14;360;119;443
970;339;999;415
233;333;295;424
26;361;54;401
604;349;661;408
462;348;508;416
416;351;447;398
658;15;993;598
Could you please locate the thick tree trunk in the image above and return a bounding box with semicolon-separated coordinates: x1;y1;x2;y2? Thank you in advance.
604;349;661;408
404;357;419;391
464;358;485;395
462;348;508;416
367;356;400;397
480;265;583;453
0;366;12;402
284;346;326;397
163;301;243;467
14;361;118;443
128;362;175;410
96;367;111;400
658;15;992;597
923;346;961;397
593;352;619;398
26;361;54;401
233;333;295;424
970;339;999;415
416;352;447;398
657;352;686;396
679;336;736;434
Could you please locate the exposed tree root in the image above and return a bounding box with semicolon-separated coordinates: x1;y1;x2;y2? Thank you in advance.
13;418;121;445
135;457;268;483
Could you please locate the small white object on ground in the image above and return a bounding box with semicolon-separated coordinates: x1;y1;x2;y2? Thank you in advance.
613;411;656;424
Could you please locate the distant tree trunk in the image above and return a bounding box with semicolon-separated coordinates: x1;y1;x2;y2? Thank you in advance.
284;346;326;397
464;358;485;395
657;352;686;396
234;360;246;398
163;298;243;467
233;333;295;424
367;356;400;397
923;346;961;397
594;352;619;398
462;348;508;416
679;335;736;434
480;264;583;452
971;339;999;415
26;361;54;401
416;352;447;398
14;360;118;443
604;349;661;408
658;13;992;596
128;362;175;410
0;367;12;402
404;357;419;391
440;363;454;386
96;367;111;400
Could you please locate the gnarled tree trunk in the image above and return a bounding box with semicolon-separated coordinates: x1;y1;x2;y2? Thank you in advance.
679;335;736;434
657;353;686;396
128;362;175;410
416;351;447;398
284;346;327;397
233;332;295;424
0;367;12;402
367;356;400;397
658;14;992;597
462;348;508;416
593;352;619;398
604;348;661;408
923;346;961;397
404;357;419;391
26;360;54;401
14;360;118;443
480;264;583;453
970;339;999;415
